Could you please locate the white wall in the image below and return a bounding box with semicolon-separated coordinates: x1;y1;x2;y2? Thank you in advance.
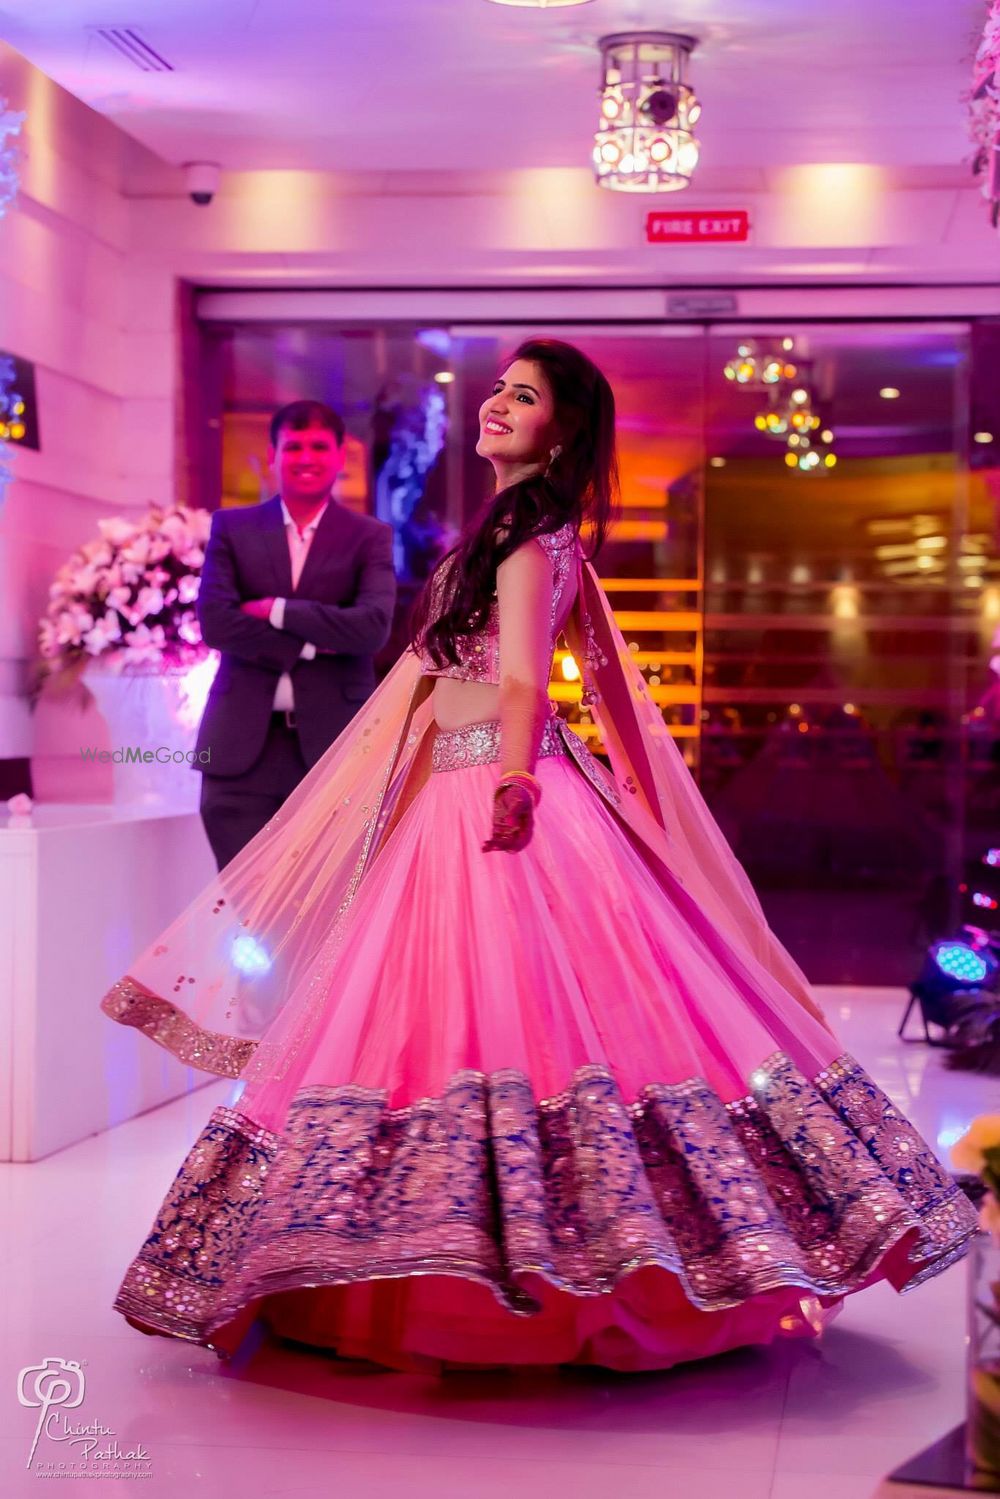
0;48;175;757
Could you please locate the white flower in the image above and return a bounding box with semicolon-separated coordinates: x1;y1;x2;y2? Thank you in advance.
54;606;94;646
135;585;165;620
122;622;167;666
120;534;153;566
82;610;123;656
186;507;212;543
177;610;202;646
38;619;59;658
178;545;204;568
160;514;193;554
98;517;139;547
104;585;132;613
177;573;200;605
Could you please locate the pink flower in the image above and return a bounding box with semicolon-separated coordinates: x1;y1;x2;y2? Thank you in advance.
6;793;33;816
178;573;200;604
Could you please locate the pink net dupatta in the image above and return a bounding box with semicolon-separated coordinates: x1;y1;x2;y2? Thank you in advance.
100;648;434;1080
563;557;831;1032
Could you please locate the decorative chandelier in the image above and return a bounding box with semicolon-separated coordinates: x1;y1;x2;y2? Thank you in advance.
594;32;701;192
785;425;837;473
724;339;798;390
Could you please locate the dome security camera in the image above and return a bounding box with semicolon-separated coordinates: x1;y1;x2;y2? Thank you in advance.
183;162;221;206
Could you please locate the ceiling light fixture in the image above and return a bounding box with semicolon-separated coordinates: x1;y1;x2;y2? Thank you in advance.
879;386;901;400
594;32;700;192
974;430;994;443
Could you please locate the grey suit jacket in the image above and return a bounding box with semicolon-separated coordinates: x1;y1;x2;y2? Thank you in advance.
194;496;397;777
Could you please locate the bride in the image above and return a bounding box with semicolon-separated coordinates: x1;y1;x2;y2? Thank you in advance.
101;338;977;1373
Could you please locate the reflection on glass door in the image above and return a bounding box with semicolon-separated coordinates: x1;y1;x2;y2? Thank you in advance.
701;324;993;983
207;312;997;985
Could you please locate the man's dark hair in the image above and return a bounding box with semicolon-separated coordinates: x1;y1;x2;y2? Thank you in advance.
269;399;345;448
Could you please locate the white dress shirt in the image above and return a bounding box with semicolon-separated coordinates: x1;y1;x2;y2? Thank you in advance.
270;498;325;712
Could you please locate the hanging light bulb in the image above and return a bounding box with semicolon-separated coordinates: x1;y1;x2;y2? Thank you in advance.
594;32;700;192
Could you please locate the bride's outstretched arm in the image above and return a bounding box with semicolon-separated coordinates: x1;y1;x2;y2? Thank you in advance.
482;540;554;853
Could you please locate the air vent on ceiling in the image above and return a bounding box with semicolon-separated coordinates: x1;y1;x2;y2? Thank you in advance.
92;27;174;73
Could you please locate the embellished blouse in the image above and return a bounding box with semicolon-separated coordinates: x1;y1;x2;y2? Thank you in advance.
417;522;581;685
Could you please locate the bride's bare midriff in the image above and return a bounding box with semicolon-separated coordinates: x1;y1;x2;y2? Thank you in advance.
431;677;503;731
428;576;577;731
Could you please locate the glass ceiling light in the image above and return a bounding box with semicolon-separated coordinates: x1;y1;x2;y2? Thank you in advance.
723;339;796;389
594;32;700;192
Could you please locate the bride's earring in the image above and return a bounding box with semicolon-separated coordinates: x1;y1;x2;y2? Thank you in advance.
546;444;563;477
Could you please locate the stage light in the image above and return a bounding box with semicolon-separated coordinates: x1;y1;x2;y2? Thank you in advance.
231;933;273;976
594;32;700;192
985;849;1000;867
708;456;726;467
974;431;994;443
433;371;455;384
879;386;900;400
933;941;991;985
973;892;999;910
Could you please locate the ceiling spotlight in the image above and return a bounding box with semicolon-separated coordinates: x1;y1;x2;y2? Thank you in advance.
594;32;700;192
879;386;900;400
433;371;455;384
974;430;994;443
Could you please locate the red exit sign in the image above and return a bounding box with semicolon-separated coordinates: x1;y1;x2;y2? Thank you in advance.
646;210;750;244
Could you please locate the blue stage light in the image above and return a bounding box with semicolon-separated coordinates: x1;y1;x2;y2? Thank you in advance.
932;941;990;985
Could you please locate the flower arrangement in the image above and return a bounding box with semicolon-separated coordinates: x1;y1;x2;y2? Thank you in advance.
952;1114;1000;1478
37;504;213;687
953;1115;1000;1239
971;3;1000;222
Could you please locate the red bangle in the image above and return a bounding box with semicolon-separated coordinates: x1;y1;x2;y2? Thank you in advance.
497;771;541;807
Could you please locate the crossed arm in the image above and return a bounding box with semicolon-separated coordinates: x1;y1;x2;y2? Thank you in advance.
197;514;397;665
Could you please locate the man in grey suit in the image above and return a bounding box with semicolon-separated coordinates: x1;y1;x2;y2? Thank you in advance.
196;399;397;870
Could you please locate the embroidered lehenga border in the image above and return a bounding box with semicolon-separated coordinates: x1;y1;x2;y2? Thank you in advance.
112;1050;978;1350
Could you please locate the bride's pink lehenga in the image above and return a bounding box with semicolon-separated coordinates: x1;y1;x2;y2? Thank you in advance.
101;525;978;1373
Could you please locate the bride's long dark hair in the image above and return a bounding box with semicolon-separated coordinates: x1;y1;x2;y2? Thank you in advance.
410;338;619;670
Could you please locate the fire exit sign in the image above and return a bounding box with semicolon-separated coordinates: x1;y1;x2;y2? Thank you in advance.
646;210;750;244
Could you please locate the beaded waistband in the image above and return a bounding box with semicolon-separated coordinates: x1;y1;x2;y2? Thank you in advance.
431;716;567;774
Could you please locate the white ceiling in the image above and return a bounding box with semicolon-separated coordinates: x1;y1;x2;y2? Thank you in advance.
0;0;984;175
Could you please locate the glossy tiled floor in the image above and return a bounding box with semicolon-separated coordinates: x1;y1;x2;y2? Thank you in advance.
2;987;994;1499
